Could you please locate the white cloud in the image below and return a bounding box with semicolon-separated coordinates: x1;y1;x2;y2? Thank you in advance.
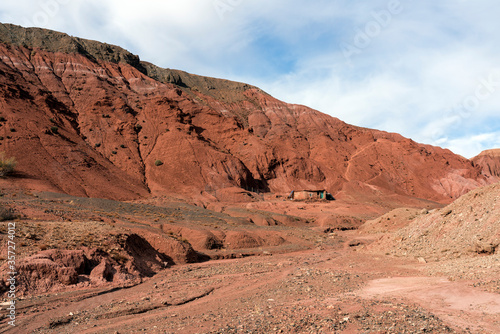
445;132;500;159
246;1;500;158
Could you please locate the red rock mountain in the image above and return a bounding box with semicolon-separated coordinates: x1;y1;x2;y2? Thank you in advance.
0;23;496;203
472;149;500;178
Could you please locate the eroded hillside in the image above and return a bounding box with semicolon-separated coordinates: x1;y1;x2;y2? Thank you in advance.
0;22;495;205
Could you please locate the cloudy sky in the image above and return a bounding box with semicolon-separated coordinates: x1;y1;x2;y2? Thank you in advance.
1;0;499;158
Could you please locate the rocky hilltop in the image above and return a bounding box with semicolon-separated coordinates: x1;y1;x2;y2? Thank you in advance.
0;23;496;203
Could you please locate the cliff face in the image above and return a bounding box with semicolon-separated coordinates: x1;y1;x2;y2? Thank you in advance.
472;149;500;179
0;23;493;202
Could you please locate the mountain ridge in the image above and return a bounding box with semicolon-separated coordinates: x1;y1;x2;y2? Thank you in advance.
0;22;496;206
0;23;262;104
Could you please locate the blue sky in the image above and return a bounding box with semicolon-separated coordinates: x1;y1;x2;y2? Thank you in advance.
1;0;499;158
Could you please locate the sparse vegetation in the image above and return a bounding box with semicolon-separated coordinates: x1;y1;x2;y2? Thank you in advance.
134;124;143;132
0;206;15;221
0;152;16;177
155;160;164;166
50;126;59;134
111;150;118;155
111;252;129;264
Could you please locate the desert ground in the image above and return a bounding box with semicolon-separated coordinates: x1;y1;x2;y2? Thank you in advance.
1;181;499;333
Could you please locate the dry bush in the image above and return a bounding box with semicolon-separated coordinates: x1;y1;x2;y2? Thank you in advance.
0;152;16;177
0;206;15;221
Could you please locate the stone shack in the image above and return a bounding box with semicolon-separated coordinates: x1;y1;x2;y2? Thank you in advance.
289;189;328;201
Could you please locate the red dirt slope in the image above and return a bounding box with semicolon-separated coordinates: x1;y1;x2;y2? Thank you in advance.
369;182;500;261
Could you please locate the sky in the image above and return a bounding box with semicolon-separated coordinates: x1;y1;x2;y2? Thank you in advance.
1;0;499;158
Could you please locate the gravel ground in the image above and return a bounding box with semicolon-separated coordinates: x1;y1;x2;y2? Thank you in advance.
4;244;496;333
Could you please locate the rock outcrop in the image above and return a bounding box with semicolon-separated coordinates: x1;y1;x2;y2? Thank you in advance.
472;149;500;178
0;233;185;296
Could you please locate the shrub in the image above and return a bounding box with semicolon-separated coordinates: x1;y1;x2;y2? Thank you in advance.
50;126;59;134
154;160;163;166
0;152;16;177
111;252;128;264
0;206;15;221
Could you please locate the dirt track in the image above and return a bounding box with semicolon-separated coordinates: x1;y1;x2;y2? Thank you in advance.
2;233;499;333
